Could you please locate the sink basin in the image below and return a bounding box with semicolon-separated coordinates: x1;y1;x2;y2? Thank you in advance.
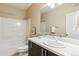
43;40;65;48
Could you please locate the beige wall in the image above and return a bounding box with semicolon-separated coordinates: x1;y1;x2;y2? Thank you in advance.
42;3;79;35
27;3;45;35
0;5;26;19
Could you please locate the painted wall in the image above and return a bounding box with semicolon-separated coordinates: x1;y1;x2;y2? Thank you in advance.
27;3;45;36
42;3;79;35
0;4;26;19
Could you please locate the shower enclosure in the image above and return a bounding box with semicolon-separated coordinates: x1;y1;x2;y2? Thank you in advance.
0;17;30;56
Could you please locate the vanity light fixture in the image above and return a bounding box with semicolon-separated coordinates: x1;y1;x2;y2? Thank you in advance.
47;3;55;8
57;3;63;5
47;3;63;8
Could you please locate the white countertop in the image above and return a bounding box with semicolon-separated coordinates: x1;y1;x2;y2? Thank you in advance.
28;35;79;56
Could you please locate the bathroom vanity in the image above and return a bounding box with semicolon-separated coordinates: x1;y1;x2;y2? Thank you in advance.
28;35;79;56
28;40;58;56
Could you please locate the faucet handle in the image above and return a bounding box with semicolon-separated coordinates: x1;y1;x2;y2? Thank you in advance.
62;34;68;37
59;33;68;37
65;34;68;37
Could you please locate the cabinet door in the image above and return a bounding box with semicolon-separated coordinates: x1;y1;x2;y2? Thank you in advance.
28;40;58;56
28;41;42;56
46;50;58;56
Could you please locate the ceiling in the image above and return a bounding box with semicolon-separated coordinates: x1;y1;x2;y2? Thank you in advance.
41;5;53;14
0;3;32;10
41;3;63;14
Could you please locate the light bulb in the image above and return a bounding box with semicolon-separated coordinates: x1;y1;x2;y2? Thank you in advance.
47;3;55;8
58;3;63;5
51;4;55;8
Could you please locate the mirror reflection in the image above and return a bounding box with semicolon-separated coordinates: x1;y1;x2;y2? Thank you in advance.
40;3;79;39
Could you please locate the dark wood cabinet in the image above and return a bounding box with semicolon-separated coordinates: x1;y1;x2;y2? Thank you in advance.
28;41;42;56
46;50;58;56
28;40;58;56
